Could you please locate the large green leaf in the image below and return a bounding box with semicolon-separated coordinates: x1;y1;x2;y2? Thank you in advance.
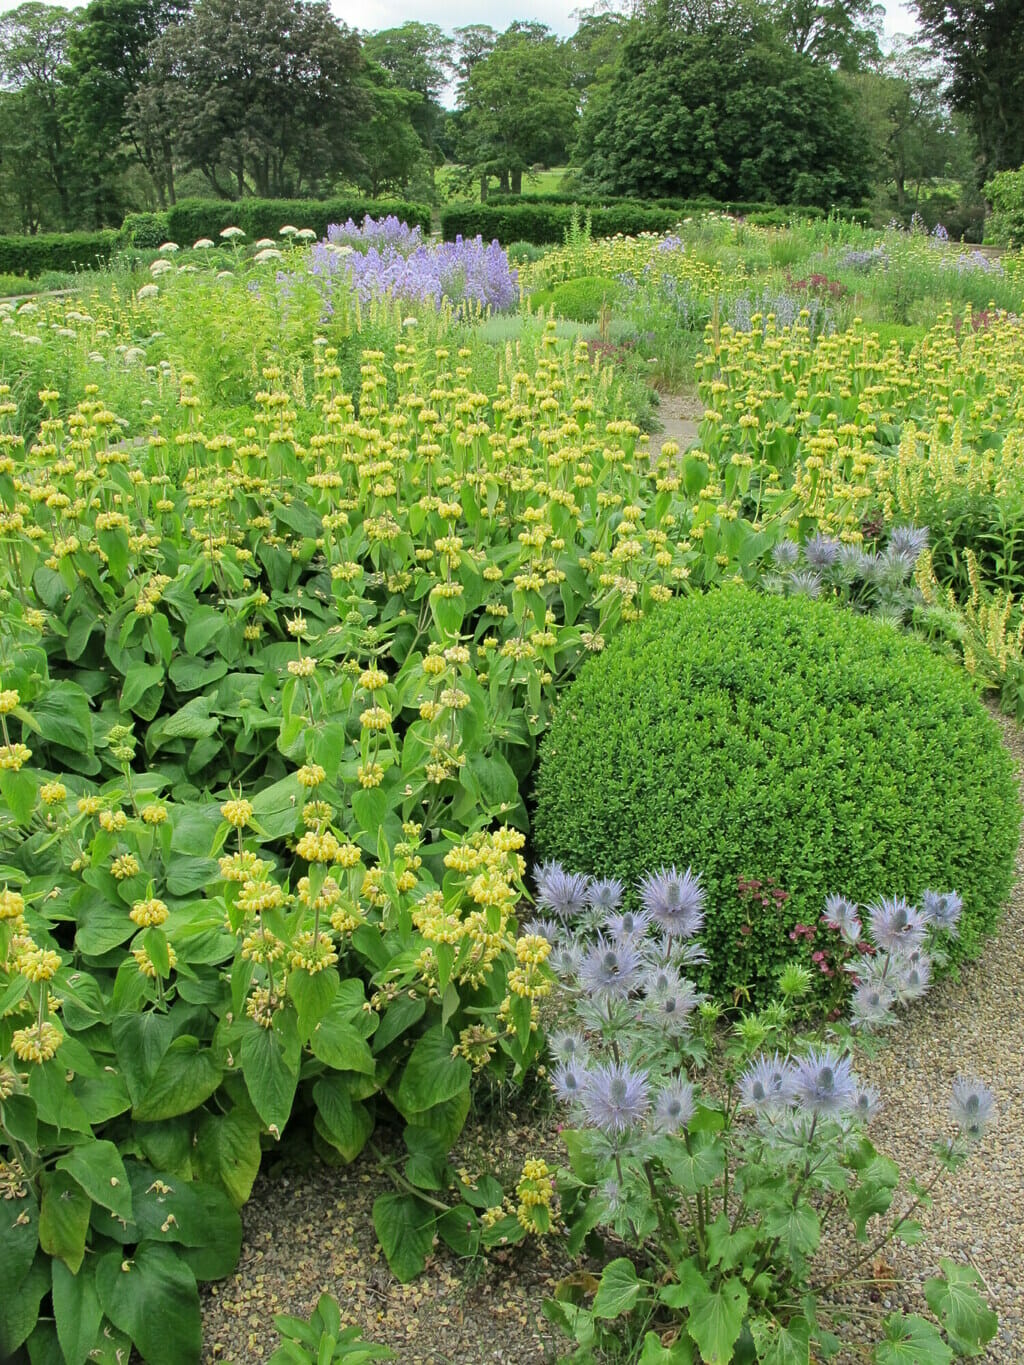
394;1025;470;1117
0;1184;39;1290
0;1252;49;1358
32;681;94;753
39;1170;91;1274
874;1314;953;1365
194;1105;264;1207
372;1193;435;1282
57;1140;133;1221
661;1262;748;1365
126;1163;243;1280
314;1075;374;1162
132;1035;223;1121
749;1317;811;1365
661;1133;726;1195
592;1257;642;1320
95;1242;202;1365
310;1010;375;1073
52;1259;105;1365
639;1332;693;1364
241;1017;300;1133
112;1011;175;1106
923;1260;998;1355
287;964;338;1040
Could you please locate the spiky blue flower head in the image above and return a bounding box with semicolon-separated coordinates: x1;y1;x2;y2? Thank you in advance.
950;1078;996;1140
551;1060;590;1105
643;968;701;1036
605;907;651;942
853;1085;882;1123
534;861;591;920
587;877;625;912
549;1031;590;1066
804;533;842;569
850;980;896;1029
920;890;962;937
838;543;869;576
788;569;822;598
550;941;584;983
790;1047;858;1117
652;1077;696;1135
772;539;800;568
738;1052;794;1113
888;525;929;561
823;893;862;943
523;916;561;945
893;955;932;1003
867;896;926;953
639;866;706;938
579;935;643;1001
582;1059;651;1135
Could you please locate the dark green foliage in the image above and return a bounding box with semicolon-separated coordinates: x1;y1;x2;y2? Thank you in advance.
579;17;872;206
533;590;1020;1000
120;211;169;248
0;230;119;278
163;196;431;245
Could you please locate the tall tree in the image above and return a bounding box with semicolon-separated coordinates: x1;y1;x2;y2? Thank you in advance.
768;0;884;70
456;24;577;195
64;0;187;212
131;0;368;200
363;22;452;174
580;8;871;204
0;3;81;228
911;0;1024;182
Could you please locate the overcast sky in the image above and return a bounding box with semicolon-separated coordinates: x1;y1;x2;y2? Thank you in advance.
0;0;921;39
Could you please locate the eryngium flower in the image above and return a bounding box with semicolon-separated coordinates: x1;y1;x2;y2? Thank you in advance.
823;893;861;943
850;980;895;1029
920;889;962;936
738;1052;794;1113
803;533;841;569
639;866;705;938
892;955;931;1003
643;966;700;1034
579;935;642;1001
887;525;929;560
604;907;651;941
652;1077;696;1134
790;1047;857;1117
867;896;926;953
534;861;591;919
853;1085;882;1123
788;568;822;598
950;1078;996;1139
551;1060;590;1104
587;877;625;911
523;916;560;945
582;1060;651;1134
772;540;800;568
549;1031;590;1066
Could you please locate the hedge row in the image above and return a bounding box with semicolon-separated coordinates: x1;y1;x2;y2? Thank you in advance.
442;201;869;244
0;230;120;279
122;196;433;248
485;191;872;223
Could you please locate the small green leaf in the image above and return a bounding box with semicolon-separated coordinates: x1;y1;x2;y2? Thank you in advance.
39;1169;91;1274
57;1140;132;1221
52;1259;105;1365
394;1026;470;1117
639;1331;693;1364
314;1075;374;1163
924;1260;998;1355
661;1132;726;1195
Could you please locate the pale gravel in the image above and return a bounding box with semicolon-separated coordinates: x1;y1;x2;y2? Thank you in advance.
203;707;1024;1363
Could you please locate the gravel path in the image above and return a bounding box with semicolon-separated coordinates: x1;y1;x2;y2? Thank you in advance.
203;708;1024;1363
820;707;1024;1360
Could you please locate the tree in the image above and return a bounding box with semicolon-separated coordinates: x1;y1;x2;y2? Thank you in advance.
363;22;452;178
131;0;368;200
64;0;188;212
0;3;81;228
911;0;1024;182
452;24;497;84
580;9;872;205
456;24;577;196
357;71;430;199
768;0;884;70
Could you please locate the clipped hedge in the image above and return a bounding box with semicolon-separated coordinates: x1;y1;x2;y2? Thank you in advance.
533;589;1020;1000
486;191;871;224
124;196;433;248
0;230;119;279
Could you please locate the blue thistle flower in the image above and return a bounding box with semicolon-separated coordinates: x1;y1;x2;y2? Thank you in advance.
643;966;700;1035
893;955;932;1003
788;568;822;598
549;1031;590;1066
920;890;962;937
579;935;643;1001
523;916;561;945
888;525;929;561
551;1060;590;1105
867;896;926;953
823;893;862;943
534;861;591;919
838;543;869;575
639;866;705;938
804;533;841;569
772;540;800;568
850;980;896;1029
738;1052;794;1113
587;877;625;912
652;1077;696;1135
853;1085;882;1123
790;1047;857;1117
550;941;584;982
950;1078;996;1139
582;1060;651;1135
605;907;651;942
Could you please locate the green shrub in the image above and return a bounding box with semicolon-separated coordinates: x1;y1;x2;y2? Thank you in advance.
164;196;431;246
533;589;1020;1000
120;210;171;248
0;230;119;278
506;239;546;265
532;275;624;322
984;165;1024;247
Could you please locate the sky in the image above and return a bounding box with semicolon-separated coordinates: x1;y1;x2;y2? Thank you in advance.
0;0;921;39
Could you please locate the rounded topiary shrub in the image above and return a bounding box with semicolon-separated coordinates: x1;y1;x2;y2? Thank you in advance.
533;589;1020;1000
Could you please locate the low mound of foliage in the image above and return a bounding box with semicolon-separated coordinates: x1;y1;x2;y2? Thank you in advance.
533;589;1020;999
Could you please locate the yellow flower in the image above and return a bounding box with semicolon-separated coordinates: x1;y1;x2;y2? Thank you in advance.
296;829;342;863
111;854;141;880
0;743;31;771
288;930;339;974
359;705;391;731
287;655;317;678
358;667;388;691
357;761;384;789
130;897;169;927
39;781;67;805
99;809;128;833
133;943;177;978
236;879;287;914
11;1021;63;1064
220;798;253;829
219;850;269;883
18;946;62;982
0;887;26;921
0;689;20;714
296;763;326;788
